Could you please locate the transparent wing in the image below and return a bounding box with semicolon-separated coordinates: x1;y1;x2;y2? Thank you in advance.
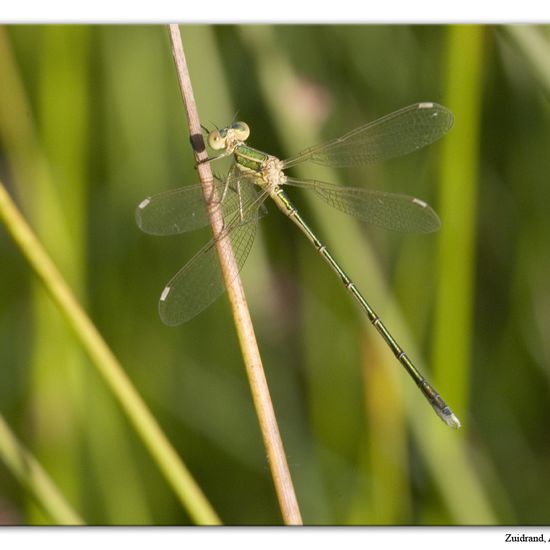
136;172;267;236
158;169;269;325
136;181;219;235
159;219;259;325
285;178;440;233
282;103;453;169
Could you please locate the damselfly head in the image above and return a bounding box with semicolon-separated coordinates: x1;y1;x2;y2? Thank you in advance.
207;121;250;151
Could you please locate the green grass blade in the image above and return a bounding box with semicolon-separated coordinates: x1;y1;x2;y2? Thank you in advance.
238;24;496;524
432;25;484;426
0;180;221;525
0;26;221;525
0;414;84;524
503;25;550;96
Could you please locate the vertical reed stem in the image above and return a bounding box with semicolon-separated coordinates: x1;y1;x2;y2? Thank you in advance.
168;24;302;525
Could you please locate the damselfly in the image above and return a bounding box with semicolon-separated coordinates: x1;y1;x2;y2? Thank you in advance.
136;102;460;428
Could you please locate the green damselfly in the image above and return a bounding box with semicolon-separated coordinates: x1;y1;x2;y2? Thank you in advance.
136;102;460;428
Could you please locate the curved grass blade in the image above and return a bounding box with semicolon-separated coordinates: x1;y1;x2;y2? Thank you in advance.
285;178;440;233
282;102;453;169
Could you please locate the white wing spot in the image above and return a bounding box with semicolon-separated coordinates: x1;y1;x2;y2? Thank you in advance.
138;197;151;209
160;286;171;302
412;198;428;208
418;102;434;109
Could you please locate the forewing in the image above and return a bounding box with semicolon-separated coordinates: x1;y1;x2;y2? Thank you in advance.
136;182;219;235
283;103;453;169
136;170;266;236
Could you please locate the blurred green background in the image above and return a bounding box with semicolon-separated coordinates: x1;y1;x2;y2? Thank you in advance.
0;24;549;525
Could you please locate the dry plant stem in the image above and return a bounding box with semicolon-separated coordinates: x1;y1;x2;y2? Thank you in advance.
168;24;303;525
0;182;220;525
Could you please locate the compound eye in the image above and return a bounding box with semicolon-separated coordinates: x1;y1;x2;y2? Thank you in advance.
208;130;225;150
232;122;250;141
